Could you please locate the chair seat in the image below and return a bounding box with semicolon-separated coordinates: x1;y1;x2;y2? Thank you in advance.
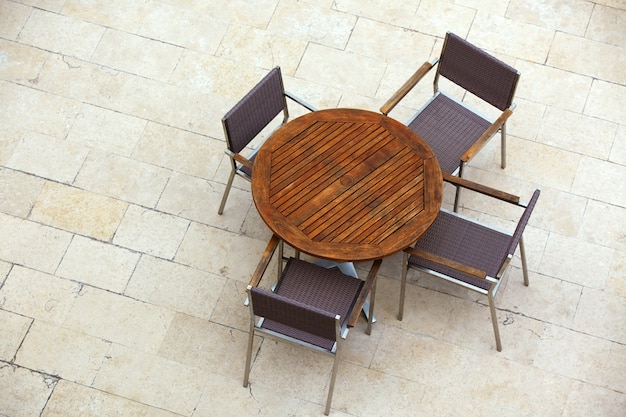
261;258;364;349
409;210;510;291
408;93;492;174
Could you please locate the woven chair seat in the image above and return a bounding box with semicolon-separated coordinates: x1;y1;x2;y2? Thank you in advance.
409;211;510;291
408;93;491;174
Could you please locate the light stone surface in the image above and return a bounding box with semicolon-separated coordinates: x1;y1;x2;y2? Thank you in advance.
1;2;625;416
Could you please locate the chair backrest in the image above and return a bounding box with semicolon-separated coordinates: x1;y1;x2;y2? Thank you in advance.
249;286;338;348
505;189;541;260
222;67;288;154
437;32;520;111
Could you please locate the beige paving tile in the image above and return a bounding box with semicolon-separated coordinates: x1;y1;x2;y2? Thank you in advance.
579;200;626;252
157;173;249;232
0;0;32;40
585;79;626;125
74;151;171;207
573;288;626;344
35;54;128;109
0;266;79;324
30;182;128;240
526;186;587;237
333;361;427;416
297;43;387;97
347;19;435;68
158;313;251;379
610;125;626;165
587;4;626;46
61;0;154;33
193;372;301;417
15;321;110;385
17;8;105;60
0;81;82;138
571;156;626;206
332;0;421;28
0;213;72;273
67;103;147;156
469;12;555;63
514;60;592;113
539;232;613;288
132;122;221;179
606;251;626;298
0;365;57;417
91;29;183;82
506;0;593;35
411;0;476;38
497;137;580;192
268;0;356;49
63;285;174;353
0;309;31;362
176;222;268;281
209;279;250;332
138;3;228;54
125;255;226;319
7;132;89;184
455;0;510;15
16;0;65;12
41;379;152;417
193;0;278;28
534;324;618;386
0;127;22;165
93;343;206;415
548;32;626;85
537;107;617;159
499;272;581;328
56;235;139;293
0;38;48;83
562;380;626;417
216;22;308;76
112;205;189;259
0;167;45;218
506;97;545;142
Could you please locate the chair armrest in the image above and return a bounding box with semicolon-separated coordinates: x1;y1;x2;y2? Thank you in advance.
248;234;281;288
442;172;520;205
460;108;513;163
348;258;382;327
285;91;318;112
380;58;439;116
404;246;487;280
233;153;254;171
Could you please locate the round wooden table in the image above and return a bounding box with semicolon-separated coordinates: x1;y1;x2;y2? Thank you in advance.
252;108;443;262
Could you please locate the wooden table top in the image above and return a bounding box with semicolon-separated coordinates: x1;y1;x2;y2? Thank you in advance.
252;108;443;262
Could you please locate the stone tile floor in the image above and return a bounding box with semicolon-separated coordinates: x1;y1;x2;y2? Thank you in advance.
1;0;625;416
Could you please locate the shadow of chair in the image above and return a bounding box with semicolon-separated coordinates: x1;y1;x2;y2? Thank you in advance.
218;66;316;214
380;32;521;211
399;173;540;351
244;235;382;415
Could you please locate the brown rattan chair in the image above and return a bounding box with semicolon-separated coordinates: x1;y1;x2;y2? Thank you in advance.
218;66;316;214
380;32;521;211
244;235;381;415
399;173;540;351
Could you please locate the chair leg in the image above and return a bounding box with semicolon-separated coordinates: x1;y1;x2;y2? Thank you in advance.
325;348;341;415
453;162;465;212
243;322;255;387
519;236;529;286
500;123;507;169
399;252;409;321
218;169;237;215
367;279;377;335
488;289;502;352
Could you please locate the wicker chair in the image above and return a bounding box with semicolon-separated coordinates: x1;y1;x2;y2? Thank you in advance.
218;66;316;214
244;235;381;415
399;173;540;351
380;32;521;211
